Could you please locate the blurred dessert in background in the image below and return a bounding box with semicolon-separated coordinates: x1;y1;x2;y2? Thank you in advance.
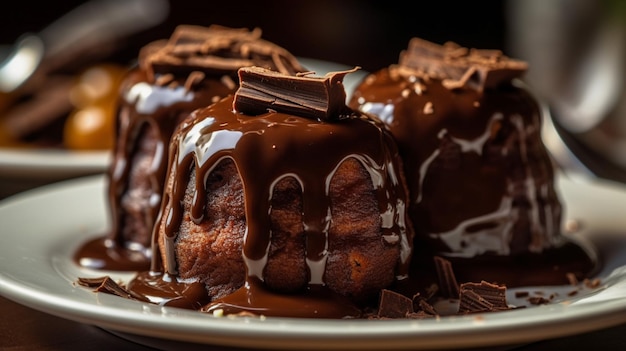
0;63;126;150
0;0;169;151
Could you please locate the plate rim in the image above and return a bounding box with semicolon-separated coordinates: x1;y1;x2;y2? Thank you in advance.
2;175;626;350
0;148;111;178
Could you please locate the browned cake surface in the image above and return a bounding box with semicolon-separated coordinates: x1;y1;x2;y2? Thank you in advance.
163;157;399;301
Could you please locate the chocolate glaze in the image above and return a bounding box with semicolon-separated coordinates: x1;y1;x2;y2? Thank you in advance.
123;83;412;318
348;38;598;287
73;25;306;271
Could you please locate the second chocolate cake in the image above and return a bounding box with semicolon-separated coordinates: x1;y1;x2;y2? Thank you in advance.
74;25;307;271
349;37;597;287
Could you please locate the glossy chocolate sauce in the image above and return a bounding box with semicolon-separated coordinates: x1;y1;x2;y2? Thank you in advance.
73;25;306;271
76;35;600;320
124;70;412;318
348;38;598;287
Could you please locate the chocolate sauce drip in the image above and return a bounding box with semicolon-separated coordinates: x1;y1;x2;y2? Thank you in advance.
73;25;306;271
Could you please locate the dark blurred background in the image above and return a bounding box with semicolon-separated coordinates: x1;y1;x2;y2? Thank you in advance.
3;0;626;183
0;0;508;73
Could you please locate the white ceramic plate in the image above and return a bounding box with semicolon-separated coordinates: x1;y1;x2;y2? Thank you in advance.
0;148;111;178
1;174;626;350
0;148;110;199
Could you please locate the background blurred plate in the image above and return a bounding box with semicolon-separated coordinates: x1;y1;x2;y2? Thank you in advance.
0;149;110;198
0;58;365;199
0;149;110;178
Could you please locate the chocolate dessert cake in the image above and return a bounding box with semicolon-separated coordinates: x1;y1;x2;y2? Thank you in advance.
74;35;605;322
348;37;597;287
119;66;414;318
74;25;307;271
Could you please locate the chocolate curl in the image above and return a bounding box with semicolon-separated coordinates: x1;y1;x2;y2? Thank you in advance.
140;25;306;81
234;66;359;121
398;37;528;92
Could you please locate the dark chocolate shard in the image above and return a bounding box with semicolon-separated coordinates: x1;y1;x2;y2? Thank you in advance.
76;276;148;302
458;289;494;313
414;297;438;316
76;276;111;288
433;256;460;299
377;289;413;319
234;66;358;121
397;37;528;92
459;281;509;310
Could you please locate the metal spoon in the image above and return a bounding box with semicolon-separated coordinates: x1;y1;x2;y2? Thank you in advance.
0;0;170;93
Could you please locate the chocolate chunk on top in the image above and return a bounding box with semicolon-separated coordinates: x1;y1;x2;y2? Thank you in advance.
397;37;528;92
234;66;358;120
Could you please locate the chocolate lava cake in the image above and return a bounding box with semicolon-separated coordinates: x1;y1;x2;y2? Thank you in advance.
349;37;597;287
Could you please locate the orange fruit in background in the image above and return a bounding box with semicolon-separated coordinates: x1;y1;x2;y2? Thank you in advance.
63;63;126;151
63;102;116;150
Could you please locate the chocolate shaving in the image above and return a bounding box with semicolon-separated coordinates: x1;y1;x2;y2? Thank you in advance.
459;281;509;310
566;272;579;286
397;37;528;92
76;276;148;302
155;73;175;86
377;289;413;319
458;290;494;313
433;256;459;298
184;71;206;91
528;296;551;305
584;278;601;289
140;25;306;82
415;298;438;316
234;66;357;121
567;290;579;297
515;291;529;298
